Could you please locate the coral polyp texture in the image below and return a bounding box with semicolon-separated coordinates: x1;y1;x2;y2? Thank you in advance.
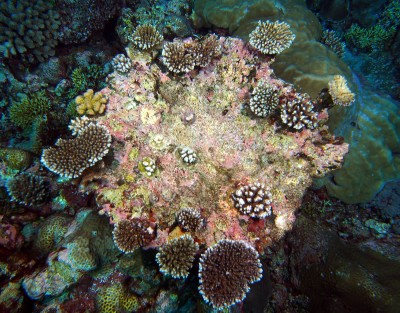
89;36;347;258
232;183;273;219
249;80;279;117
131;24;163;50
328;75;355;106
156;234;199;279
249;20;296;55
6;173;50;207
176;208;203;232
162;35;221;73
111;54;132;73
180;147;197;164
75;89;108;116
198;239;262;309
0;0;60;62
280;93;318;130
162;41;195;73
112;219;156;253
41;122;111;178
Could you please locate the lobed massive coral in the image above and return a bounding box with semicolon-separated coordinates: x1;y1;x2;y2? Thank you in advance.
0;0;60;62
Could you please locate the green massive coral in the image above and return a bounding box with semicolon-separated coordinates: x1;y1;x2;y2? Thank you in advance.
0;0;60;62
192;0;400;203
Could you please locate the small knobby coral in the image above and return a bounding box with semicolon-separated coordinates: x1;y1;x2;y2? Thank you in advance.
199;239;263;309
249;80;279;117
75;89;108;116
231;183;273;219
112;218;156;253
130;24;163;50
249;20;296;54
280;93;318;130
328;75;355;106
111;54;132;73
41;122;111;178
6;173;51;207
176;207;204;232
156;234;199;279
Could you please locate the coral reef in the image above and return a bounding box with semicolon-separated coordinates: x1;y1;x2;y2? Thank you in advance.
176;208;204;232
6;173;51;207
249;80;279;117
198;239;263;309
0;0;60;62
130;24;163;51
112;219;156;253
75;89;108;116
156;234;198;279
111;54;132;73
328;75;355;106
249;20;296;55
41;121;111;178
231;183;273;219
93;36;348;251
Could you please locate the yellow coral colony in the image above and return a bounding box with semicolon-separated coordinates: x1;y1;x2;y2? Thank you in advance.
328;75;355;106
75;89;108;115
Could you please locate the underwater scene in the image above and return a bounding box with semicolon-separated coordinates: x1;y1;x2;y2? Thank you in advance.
0;0;399;312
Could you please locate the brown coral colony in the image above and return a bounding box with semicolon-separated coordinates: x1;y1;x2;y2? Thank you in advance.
112;219;156;253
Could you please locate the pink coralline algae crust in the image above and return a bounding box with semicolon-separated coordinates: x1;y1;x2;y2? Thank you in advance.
89;37;348;250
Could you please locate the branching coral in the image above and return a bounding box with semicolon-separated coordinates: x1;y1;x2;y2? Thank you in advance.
199;239;263;309
162;41;195;73
6;173;51;207
249;80;279;117
321;30;345;58
328;75;355;106
130;24;163;50
249;20;295;55
176;208;204;232
75;89;108;116
161;35;221;73
0;0;60;62
41;121;111;178
156;234;198;279
280;93;318;130
112;218;156;253
9;90;52;130
231;183;273;219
